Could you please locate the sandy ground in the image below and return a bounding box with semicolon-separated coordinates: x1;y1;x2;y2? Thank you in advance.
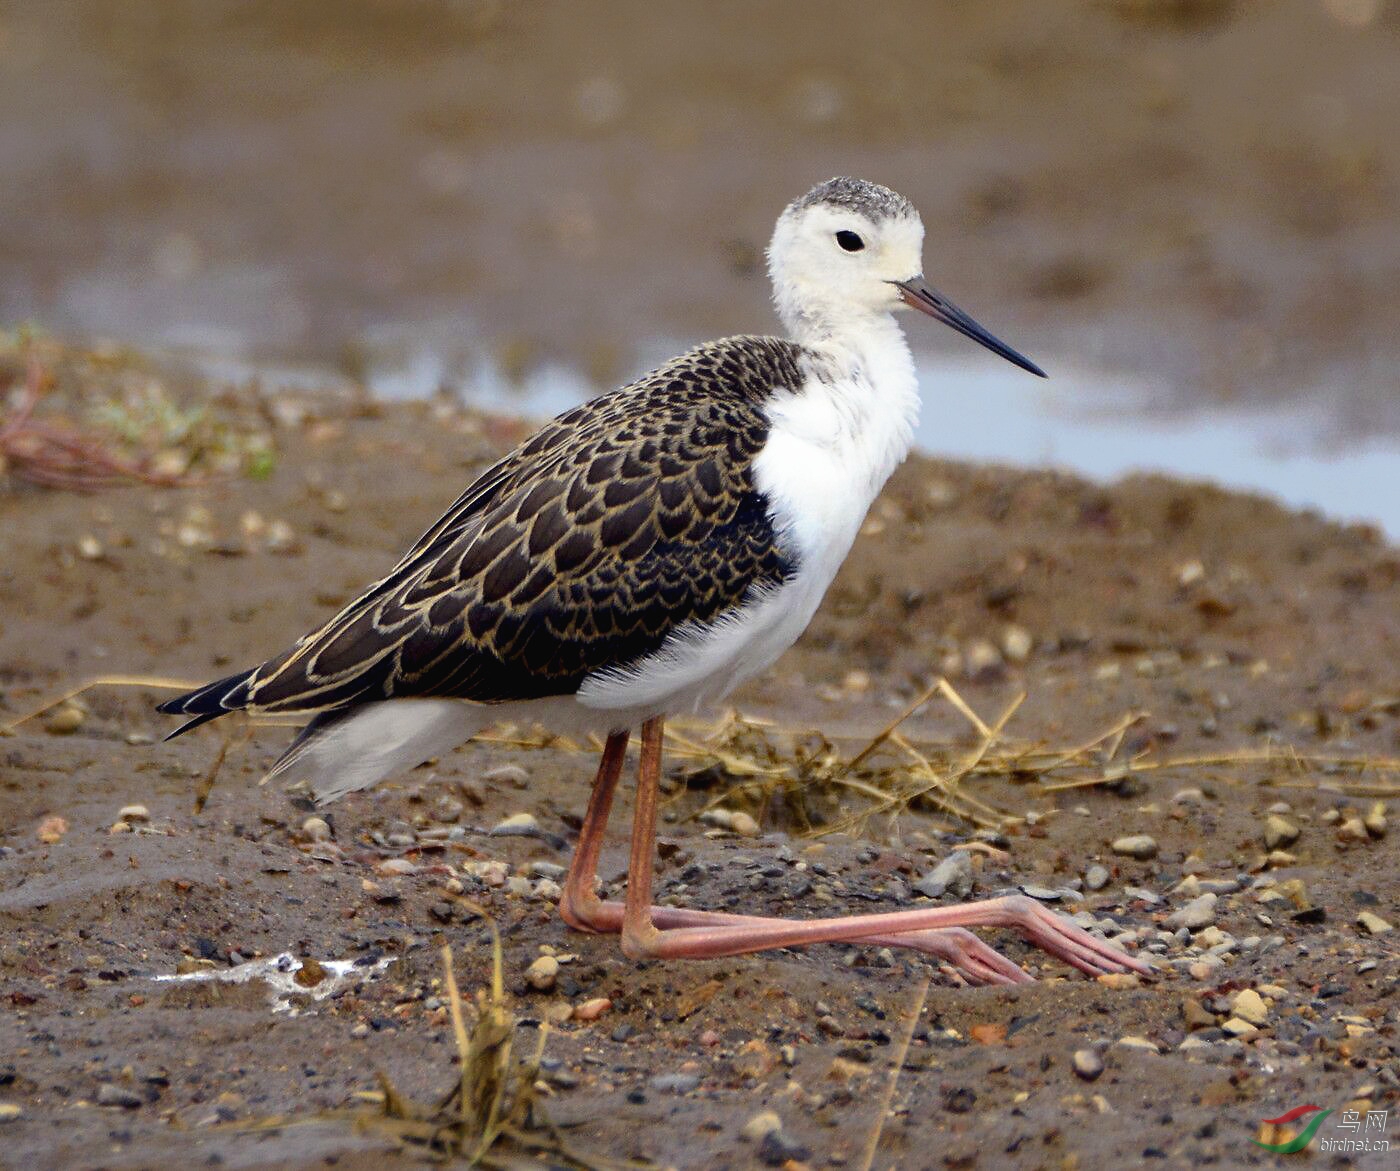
0;366;1397;1169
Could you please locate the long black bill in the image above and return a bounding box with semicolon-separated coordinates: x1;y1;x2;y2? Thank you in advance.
895;277;1046;378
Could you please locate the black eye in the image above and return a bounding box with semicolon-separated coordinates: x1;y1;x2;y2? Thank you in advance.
835;230;864;252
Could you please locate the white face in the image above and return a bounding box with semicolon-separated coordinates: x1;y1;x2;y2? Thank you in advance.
767;201;926;331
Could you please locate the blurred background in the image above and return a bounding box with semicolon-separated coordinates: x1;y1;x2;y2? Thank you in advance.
1;0;1397;529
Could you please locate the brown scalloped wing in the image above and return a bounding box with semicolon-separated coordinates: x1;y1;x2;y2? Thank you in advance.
242;337;804;712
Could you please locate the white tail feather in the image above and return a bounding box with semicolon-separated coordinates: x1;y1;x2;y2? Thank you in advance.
267;700;488;804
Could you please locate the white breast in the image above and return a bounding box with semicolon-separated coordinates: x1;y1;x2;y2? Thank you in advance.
575;322;920;721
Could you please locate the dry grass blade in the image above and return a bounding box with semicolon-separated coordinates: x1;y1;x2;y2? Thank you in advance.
354;930;626;1169
0;674;202;736
856;975;929;1171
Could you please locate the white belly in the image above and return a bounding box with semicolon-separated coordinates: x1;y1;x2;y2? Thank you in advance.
575;358;918;721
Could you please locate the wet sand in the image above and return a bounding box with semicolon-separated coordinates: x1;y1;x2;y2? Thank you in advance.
1;364;1397;1168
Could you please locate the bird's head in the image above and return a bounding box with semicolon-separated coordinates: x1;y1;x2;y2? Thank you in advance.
767;177;1045;377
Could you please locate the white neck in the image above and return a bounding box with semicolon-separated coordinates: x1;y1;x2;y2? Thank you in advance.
795;309;921;493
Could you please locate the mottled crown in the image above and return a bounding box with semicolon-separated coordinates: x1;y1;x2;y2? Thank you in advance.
788;176;917;222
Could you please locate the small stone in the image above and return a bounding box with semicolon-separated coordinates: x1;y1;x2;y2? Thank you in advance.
265;519;299;554
1097;973;1140;991
1000;624;1033;663
1221;1017;1258;1038
301;816;332;842
914;851;973;899
573;997;611;1021
964;639;1002;676
1072;1048;1104;1081
375;857;417;876
118;804;150;823
1167;893;1217;931
1182;998;1216;1031
1337;816;1369;843
1363;802;1387;838
490;812;538;836
77;534;104;560
1114;1035;1159;1053
543;1001;575;1024
741;1110;783;1143
294;958;326;988
1231;989;1269;1026
1171;788;1207;806
1195;925;1228;948
36;815;69;844
1357;911;1392;936
525;955;559;991
1262;816;1299;850
350;1023;370;1038
648;1073;700;1094
0;1103;20;1123
1084;864;1110;891
758;1129;811;1167
729;811;760;837
97;1083;143;1108
482;763;530;789
44;705;85;735
1111;835;1158;860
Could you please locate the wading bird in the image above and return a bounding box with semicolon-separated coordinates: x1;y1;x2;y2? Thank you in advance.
160;178;1148;984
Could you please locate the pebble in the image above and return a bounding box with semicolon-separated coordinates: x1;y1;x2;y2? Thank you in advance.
1072;1048;1104;1081
1231;989;1269;1026
1114;1035;1159;1053
1182;998;1216;1031
1357;911;1392;936
1171;788;1207;806
1084;864;1110;891
301;816;332;842
1000;624;1033;663
758;1130;811;1167
490;812;539;836
375;858;417;876
36;815;69;844
649;1073;700;1094
45;705;85;735
914;851;973;899
1167;893;1217;931
1111;835;1158;860
294;958;326;988
1364;802;1388;838
350;1023;370;1038
1337;816;1369;843
741;1110;783;1143
573;997;611;1021
1262;815;1299;849
264;519;299;554
96;1083;143;1108
729;811;760;837
525;955;559;991
118;804;150;823
0;1103;20;1123
1221;1017;1258;1038
482;764;530;789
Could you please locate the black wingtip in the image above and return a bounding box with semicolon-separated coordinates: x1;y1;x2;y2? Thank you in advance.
162;710;225;740
156;668;257;736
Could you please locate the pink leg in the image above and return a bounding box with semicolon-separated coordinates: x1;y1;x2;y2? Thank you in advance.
559;725;1029;985
617;718;1151;974
559;729;629;932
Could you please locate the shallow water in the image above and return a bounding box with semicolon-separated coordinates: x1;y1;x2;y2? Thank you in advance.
184;339;1399;538
5;2;1398;534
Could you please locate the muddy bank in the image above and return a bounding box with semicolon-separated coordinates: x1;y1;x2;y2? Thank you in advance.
1;368;1398;1168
